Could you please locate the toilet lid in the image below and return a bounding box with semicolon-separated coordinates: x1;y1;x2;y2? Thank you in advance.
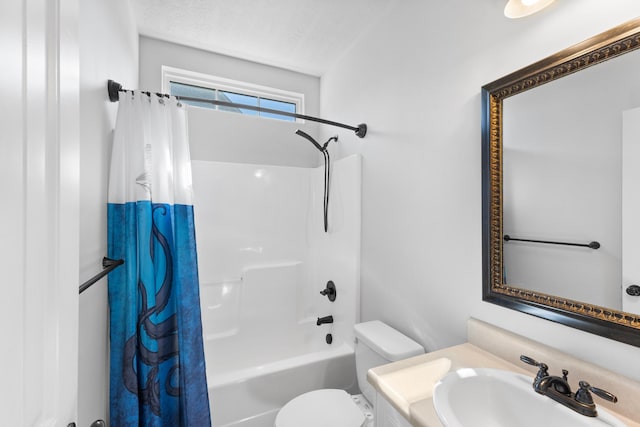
275;389;366;427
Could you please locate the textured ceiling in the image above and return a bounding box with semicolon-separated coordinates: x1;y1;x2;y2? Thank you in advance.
131;0;397;76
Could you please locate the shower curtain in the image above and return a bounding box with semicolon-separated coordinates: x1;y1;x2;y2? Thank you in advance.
108;92;211;426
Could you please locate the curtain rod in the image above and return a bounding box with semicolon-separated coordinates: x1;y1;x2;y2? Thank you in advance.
107;80;367;138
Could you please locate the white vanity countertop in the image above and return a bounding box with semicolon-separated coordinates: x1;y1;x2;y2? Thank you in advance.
368;342;527;427
368;322;640;427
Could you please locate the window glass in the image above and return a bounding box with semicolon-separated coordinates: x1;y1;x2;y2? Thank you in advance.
169;81;216;109
219;91;259;116
165;68;303;122
260;98;296;122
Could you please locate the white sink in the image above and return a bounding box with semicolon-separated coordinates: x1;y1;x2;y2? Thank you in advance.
432;368;626;427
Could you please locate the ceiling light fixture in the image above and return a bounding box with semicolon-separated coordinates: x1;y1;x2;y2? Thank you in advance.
504;0;555;19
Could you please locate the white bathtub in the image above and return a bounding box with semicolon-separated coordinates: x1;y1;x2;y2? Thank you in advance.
192;157;362;426
200;264;358;426
207;335;357;427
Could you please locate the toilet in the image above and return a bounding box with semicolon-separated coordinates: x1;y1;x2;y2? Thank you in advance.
275;320;425;427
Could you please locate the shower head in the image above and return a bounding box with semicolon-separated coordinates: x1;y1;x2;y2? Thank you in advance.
295;129;338;152
295;129;324;152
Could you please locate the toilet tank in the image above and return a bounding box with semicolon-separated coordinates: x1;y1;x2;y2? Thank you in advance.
353;321;425;404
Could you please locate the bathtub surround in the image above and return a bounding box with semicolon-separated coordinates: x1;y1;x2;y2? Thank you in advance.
192;155;361;426
108;93;211;426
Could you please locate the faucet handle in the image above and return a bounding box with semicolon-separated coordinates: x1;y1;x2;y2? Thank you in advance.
575;381;618;405
319;281;337;302
520;355;549;379
520;355;543;367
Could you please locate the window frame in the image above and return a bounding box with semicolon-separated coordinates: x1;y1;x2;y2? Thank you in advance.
161;66;305;122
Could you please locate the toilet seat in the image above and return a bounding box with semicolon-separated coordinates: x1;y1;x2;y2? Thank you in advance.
275;389;366;427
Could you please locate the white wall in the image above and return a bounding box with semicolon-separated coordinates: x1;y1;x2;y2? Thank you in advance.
320;0;640;379
139;36;322;167
78;0;138;425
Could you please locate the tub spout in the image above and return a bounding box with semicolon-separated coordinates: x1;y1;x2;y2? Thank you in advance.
316;315;334;326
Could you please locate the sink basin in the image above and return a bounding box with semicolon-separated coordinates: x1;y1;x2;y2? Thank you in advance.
432;368;626;427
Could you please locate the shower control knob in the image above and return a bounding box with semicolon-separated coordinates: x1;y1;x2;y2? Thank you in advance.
320;281;337;302
626;285;640;296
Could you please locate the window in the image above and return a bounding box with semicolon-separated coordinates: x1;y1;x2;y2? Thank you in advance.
162;66;303;122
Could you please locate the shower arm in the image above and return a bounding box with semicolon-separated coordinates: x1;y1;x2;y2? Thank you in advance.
322;136;338;151
107;80;367;138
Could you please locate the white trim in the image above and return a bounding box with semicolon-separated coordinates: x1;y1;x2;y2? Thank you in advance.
1;0;79;425
161;65;305;119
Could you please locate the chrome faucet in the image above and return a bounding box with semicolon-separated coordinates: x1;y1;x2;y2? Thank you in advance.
520;355;618;417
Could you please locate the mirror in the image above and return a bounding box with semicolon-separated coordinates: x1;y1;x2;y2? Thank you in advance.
482;17;640;347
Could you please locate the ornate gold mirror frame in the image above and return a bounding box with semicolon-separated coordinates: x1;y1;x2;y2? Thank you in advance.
481;17;640;347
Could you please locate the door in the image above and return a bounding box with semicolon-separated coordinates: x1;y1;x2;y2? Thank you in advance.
622;106;640;316
0;0;80;425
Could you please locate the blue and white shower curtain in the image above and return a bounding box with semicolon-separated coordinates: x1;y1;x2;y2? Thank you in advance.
108;92;211;426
